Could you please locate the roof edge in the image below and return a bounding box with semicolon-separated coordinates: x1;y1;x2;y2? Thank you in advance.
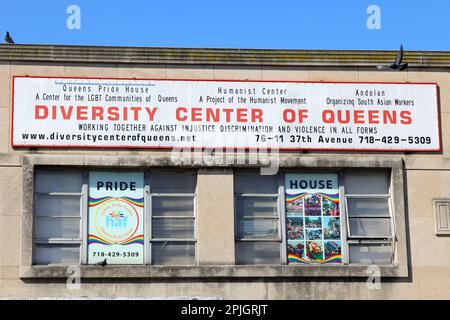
1;44;449;68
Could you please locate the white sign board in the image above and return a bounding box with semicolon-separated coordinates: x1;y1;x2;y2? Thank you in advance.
12;76;440;152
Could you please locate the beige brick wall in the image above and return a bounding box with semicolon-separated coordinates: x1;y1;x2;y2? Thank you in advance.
197;169;235;265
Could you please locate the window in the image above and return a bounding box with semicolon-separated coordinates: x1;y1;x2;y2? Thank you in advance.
33;170;84;265
33;169;197;266
234;172;281;265
234;170;395;266
32;168;395;267
149;172;197;265
344;172;394;265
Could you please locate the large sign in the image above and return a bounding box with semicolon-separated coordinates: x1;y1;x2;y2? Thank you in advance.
12;76;440;151
88;171;144;265
285;173;341;264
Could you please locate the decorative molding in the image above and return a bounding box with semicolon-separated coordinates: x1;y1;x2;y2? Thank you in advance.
433;199;450;235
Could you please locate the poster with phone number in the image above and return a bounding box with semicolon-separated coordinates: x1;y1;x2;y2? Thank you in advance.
88;171;144;264
285;173;342;264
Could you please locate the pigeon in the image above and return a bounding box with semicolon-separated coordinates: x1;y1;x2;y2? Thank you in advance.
4;31;14;44
95;258;107;266
377;45;408;71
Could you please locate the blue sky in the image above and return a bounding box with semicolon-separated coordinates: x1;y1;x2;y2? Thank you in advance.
1;0;449;50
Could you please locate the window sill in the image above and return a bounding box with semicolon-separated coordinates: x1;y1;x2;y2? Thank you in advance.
20;264;408;279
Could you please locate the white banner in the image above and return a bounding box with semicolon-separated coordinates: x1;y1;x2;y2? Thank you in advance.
12;76;440;151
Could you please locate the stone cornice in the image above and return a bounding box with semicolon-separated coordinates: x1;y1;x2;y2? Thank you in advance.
1;44;449;68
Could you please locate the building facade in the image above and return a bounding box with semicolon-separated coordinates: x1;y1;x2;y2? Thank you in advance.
0;44;450;299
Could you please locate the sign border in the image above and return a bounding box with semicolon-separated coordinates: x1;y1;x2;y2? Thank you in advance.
11;75;442;153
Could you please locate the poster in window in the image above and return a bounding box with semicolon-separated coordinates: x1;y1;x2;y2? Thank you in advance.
88;172;144;264
285;173;341;264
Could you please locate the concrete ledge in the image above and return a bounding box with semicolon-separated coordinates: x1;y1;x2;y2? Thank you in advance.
20;264;406;279
22;153;404;169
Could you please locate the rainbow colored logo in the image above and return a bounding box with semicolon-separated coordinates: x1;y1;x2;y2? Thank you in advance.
288;253;342;264
286;192;339;204
88;234;144;245
89;196;144;245
89;196;144;208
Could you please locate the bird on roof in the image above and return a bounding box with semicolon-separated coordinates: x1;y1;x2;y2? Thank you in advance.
377;44;408;71
4;31;14;44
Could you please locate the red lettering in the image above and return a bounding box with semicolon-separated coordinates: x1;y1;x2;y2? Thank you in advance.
77;106;88;120
107;107;120;121
92;106;104;120
322;110;335;123
52;105;57;120
222;108;234;122
191;108;202;121
283;109;308;123
176;107;188;121
383;110;397;124
298;109;308;123
400;111;412;124
353;110;365;124
206;108;220;122
368;110;379;124
35;105;48;119
236;108;247;122
60;106;73;120
337;110;350;124
252;109;263;123
145;107;158;121
283;109;296;123
130;107;141;121
122;107;128;121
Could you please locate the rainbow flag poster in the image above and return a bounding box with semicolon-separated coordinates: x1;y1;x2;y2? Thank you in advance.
285;173;342;265
87;172;144;265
